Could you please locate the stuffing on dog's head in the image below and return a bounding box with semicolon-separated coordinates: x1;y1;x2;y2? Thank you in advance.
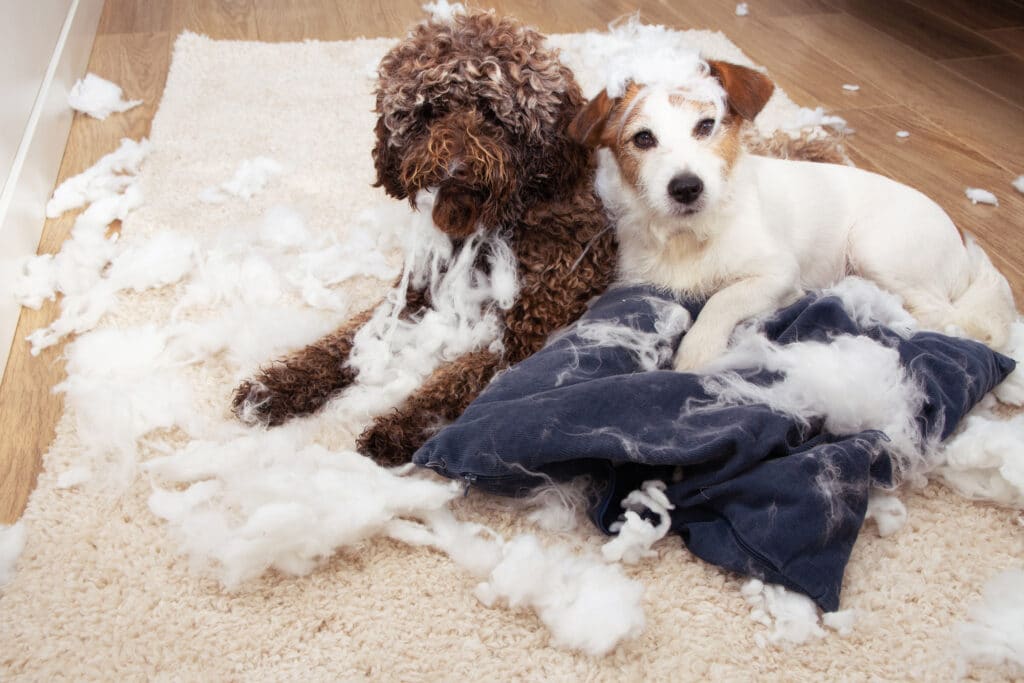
373;8;590;237
569;60;773;230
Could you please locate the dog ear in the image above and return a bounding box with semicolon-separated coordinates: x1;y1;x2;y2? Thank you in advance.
568;90;615;148
371;115;408;199
707;60;774;121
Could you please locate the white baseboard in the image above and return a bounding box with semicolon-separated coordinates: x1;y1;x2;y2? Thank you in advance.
0;0;104;377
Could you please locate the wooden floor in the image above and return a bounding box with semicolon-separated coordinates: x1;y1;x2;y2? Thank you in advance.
2;0;1023;522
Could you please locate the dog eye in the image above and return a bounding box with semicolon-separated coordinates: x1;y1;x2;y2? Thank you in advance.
693;118;716;138
632;130;657;149
420;102;436;120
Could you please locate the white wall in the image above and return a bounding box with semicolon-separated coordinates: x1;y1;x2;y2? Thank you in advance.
0;0;74;193
0;0;104;376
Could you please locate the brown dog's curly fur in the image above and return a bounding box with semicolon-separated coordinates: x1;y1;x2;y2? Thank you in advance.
232;9;848;466
233;9;615;465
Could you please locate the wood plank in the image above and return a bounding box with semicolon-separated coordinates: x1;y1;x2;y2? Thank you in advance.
170;0;260;40
97;0;173;35
841;105;1024;302
0;32;171;524
253;0;347;41
984;27;1024;58
771;13;1024;171
824;0;1006;60
608;0;894;110
943;55;1024;110
334;0;423;39
906;0;1024;31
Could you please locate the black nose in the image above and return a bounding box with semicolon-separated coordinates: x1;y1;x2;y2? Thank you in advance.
668;173;704;205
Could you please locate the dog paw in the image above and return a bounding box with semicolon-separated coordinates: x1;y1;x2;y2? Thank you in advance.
356;423;412;467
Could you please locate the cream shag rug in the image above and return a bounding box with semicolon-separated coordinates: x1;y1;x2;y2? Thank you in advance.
2;28;1022;681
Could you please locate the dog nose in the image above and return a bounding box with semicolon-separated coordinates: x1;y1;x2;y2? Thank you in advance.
668;173;704;205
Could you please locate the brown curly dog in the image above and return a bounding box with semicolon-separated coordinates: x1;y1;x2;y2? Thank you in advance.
232;8;846;466
233;9;614;465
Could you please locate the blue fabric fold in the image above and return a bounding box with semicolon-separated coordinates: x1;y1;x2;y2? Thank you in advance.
413;285;1015;611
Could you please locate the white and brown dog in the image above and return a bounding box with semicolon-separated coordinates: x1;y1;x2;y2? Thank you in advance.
569;60;1017;371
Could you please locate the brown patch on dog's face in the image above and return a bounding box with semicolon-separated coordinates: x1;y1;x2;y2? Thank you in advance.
713;116;743;174
570;83;648;190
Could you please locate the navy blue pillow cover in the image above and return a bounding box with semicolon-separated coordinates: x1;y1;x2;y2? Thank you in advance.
413;285;1015;611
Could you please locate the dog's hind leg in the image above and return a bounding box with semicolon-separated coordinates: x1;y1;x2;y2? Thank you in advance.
356;349;504;466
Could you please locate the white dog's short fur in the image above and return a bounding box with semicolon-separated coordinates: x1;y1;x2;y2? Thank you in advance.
569;61;1017;371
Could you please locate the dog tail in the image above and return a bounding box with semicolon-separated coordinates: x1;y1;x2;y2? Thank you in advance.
948;237;1016;349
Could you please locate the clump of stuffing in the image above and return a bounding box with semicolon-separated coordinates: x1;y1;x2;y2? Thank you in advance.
68;73;141;119
735;3;750;16
842;84;860;91
580;14;725;111
602;480;674;564
965;188;998;206
45;137;150;218
15;137;173;354
741;579;856;646
823;276;917;338
474;535;646;656
864;491;907;537
200;157;284;203
956;569;1024;676
422;0;465;21
702;322;930;484
0;522;26;587
1013;176;1024;194
937;412;1024;508
896;130;910;138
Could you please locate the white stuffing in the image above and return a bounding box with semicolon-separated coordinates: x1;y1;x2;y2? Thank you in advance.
602;480;674;564
842;84;860;91
896;130;910;138
1013;176;1024;194
822;609;857;636
702;327;930;484
966;187;998;206
422;0;465;21
37;160;645;655
937;412;1024;508
45;137;150;218
16;138;167;354
579;15;726;114
956;569;1024;676
741;579;828;647
824;277;917;338
864;491;907;537
474;535;646;656
565;298;691;375
0;522;27;587
333;190;518;420
200;157;284;203
67;73;141;120
521;479;592;533
735;3;749;16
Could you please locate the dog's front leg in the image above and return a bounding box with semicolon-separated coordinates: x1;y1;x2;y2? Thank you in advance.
356;349;503;466
674;265;800;372
232;284;433;426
